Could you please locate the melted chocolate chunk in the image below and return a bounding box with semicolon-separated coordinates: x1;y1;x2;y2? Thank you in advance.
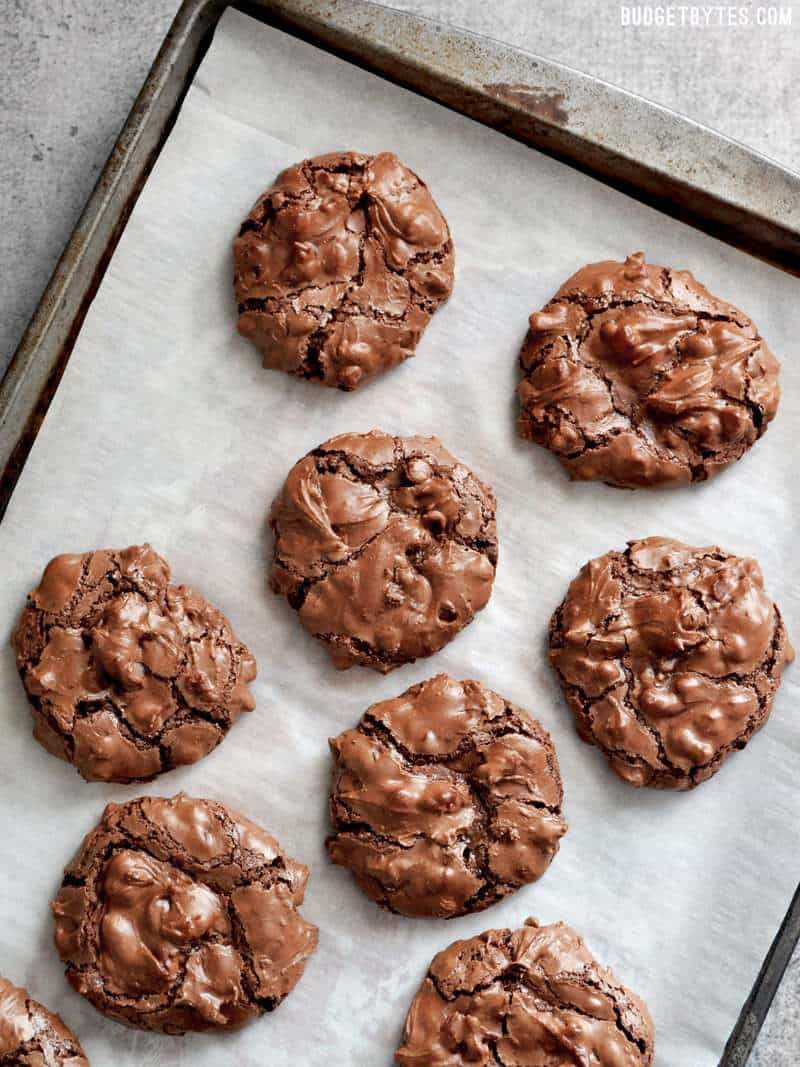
396;918;655;1066
549;537;794;788
269;430;498;672
0;975;88;1066
327;674;566;918
518;252;781;487
234;151;454;390
52;794;318;1034
13;545;257;783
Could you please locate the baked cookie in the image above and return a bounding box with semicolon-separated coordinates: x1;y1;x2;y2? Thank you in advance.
396;918;654;1066
234;151;454;390
0;975;88;1066
13;544;256;783
270;431;497;671
327;674;566;918
518;252;781;488
52;793;318;1034
549;537;794;788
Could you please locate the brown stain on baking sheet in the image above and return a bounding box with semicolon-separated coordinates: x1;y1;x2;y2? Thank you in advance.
484;82;570;124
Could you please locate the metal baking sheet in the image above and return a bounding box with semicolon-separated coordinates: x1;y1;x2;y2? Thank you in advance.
1;2;798;1065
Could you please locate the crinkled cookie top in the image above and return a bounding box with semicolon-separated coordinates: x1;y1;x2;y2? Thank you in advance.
13;544;256;782
549;537;793;788
0;974;88;1066
518;252;781;487
327;674;566;917
235;151;454;390
396;918;655;1066
52;793;318;1034
270;431;497;672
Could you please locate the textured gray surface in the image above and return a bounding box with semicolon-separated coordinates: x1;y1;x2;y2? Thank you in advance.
1;2;798;1063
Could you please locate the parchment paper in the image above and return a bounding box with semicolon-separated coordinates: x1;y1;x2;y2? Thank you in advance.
1;9;798;1065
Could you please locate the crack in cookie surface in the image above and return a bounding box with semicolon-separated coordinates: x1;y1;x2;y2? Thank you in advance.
517;252;781;488
12;545;257;783
234;151;454;390
269;430;498;672
548;536;794;789
326;674;566;918
51;793;318;1034
0;975;88;1066
395;918;654;1066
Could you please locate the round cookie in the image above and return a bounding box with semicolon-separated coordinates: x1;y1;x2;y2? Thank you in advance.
517;252;781;488
269;430;497;671
51;793;318;1034
234;151;454;390
0;975;88;1066
13;544;257;783
549;537;794;789
396;917;654;1066
327;674;566;918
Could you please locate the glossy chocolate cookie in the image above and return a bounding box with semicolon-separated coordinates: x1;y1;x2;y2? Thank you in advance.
327;674;566;918
234;151;454;390
549;537;794;788
0;975;88;1066
396;918;654;1066
13;544;257;783
518;252;781;488
269;431;497;671
52;793;318;1034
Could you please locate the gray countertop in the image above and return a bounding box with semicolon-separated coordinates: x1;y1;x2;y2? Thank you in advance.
1;2;798;1063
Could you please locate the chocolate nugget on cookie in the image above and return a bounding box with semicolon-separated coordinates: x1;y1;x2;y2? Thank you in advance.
0;975;88;1066
549;537;793;788
13;544;256;783
52;793;318;1034
269;431;497;671
327;674;566;918
518;253;781;487
234;151;454;390
396;918;654;1066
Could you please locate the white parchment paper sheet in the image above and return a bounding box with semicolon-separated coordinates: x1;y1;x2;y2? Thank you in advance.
1;9;798;1065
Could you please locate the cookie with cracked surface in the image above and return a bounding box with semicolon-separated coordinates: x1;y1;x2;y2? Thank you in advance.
12;544;257;783
395;917;654;1066
234;151;454;390
327;674;566;918
269;430;497;672
0;975;88;1066
51;793;318;1034
549;537;794;789
517;252;781;488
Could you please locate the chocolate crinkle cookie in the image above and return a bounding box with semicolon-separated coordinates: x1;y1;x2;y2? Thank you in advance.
234;151;454;390
549;537;794;789
518;252;781;488
0;975;88;1066
51;793;318;1034
396;918;654;1066
327;674;566;918
270;431;497;672
12;544;257;783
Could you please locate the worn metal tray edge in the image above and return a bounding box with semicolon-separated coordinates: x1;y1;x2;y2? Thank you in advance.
0;2;797;1063
250;0;800;271
0;0;223;519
